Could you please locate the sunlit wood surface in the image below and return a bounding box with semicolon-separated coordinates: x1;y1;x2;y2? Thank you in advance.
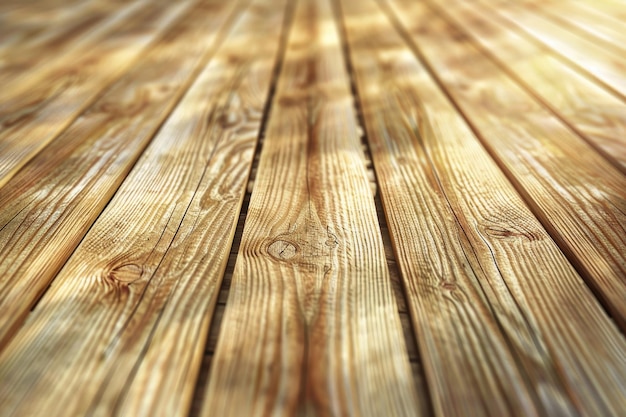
0;0;624;416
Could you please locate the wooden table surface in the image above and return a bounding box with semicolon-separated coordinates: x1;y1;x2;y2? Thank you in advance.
0;0;624;415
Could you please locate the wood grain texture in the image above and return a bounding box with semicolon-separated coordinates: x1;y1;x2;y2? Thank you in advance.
0;0;240;349
468;0;626;100
343;0;626;415
0;0;285;415
0;0;107;56
0;0;143;85
0;0;192;189
0;0;137;82
427;0;626;173
0;0;99;36
386;0;626;332
201;0;421;414
524;0;626;55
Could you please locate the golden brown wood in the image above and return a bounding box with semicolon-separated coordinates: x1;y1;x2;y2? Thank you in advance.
0;0;239;349
0;0;286;415
0;0;138;79
0;0;99;39
385;0;626;328
0;0;192;189
525;0;626;55
0;0;103;54
0;0;625;414
471;0;626;100
201;0;421;414
343;0;626;415
427;0;626;173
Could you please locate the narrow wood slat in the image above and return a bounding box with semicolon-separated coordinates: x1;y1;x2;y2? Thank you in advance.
201;0;421;414
428;1;626;173
0;0;141;85
212;195;424;361
471;0;626;100
211;190;424;360
0;0;240;349
526;0;626;54
344;0;626;415
0;0;285;415
0;0;193;189
0;0;95;31
0;0;104;54
385;0;626;328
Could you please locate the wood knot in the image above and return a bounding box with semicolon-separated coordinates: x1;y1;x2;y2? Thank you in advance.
481;210;543;242
483;224;540;241
218;111;240;128
267;239;298;261
440;281;457;291
108;263;143;284
325;232;338;248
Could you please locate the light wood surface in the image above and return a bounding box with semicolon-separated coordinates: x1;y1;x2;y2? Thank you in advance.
0;0;286;415
0;0;192;189
344;0;626;415
472;0;626;100
0;0;239;349
385;0;626;331
201;0;421;414
0;0;139;83
525;0;626;55
0;0;108;56
0;0;624;414
429;0;626;173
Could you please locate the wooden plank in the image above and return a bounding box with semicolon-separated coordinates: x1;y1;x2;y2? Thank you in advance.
0;0;287;415
0;0;95;29
0;0;140;84
385;0;626;328
0;0;239;348
525;0;626;55
343;0;626;415
426;0;626;173
0;0;192;189
201;0;421;414
470;0;626;100
0;0;151;87
0;0;102;54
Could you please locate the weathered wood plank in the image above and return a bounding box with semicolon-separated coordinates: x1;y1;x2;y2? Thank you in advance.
344;0;626;415
0;0;286;415
470;0;626;100
427;0;626;173
201;0;421;414
0;0;240;349
0;0;192;189
386;0;626;333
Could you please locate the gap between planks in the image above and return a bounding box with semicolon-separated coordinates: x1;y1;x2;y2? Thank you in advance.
0;0;288;416
200;0;422;414
471;0;626;102
347;0;626;415
0;0;246;350
382;0;626;329
420;0;626;174
189;193;429;417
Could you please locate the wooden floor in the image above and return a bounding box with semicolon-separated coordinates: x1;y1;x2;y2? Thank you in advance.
0;0;625;415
